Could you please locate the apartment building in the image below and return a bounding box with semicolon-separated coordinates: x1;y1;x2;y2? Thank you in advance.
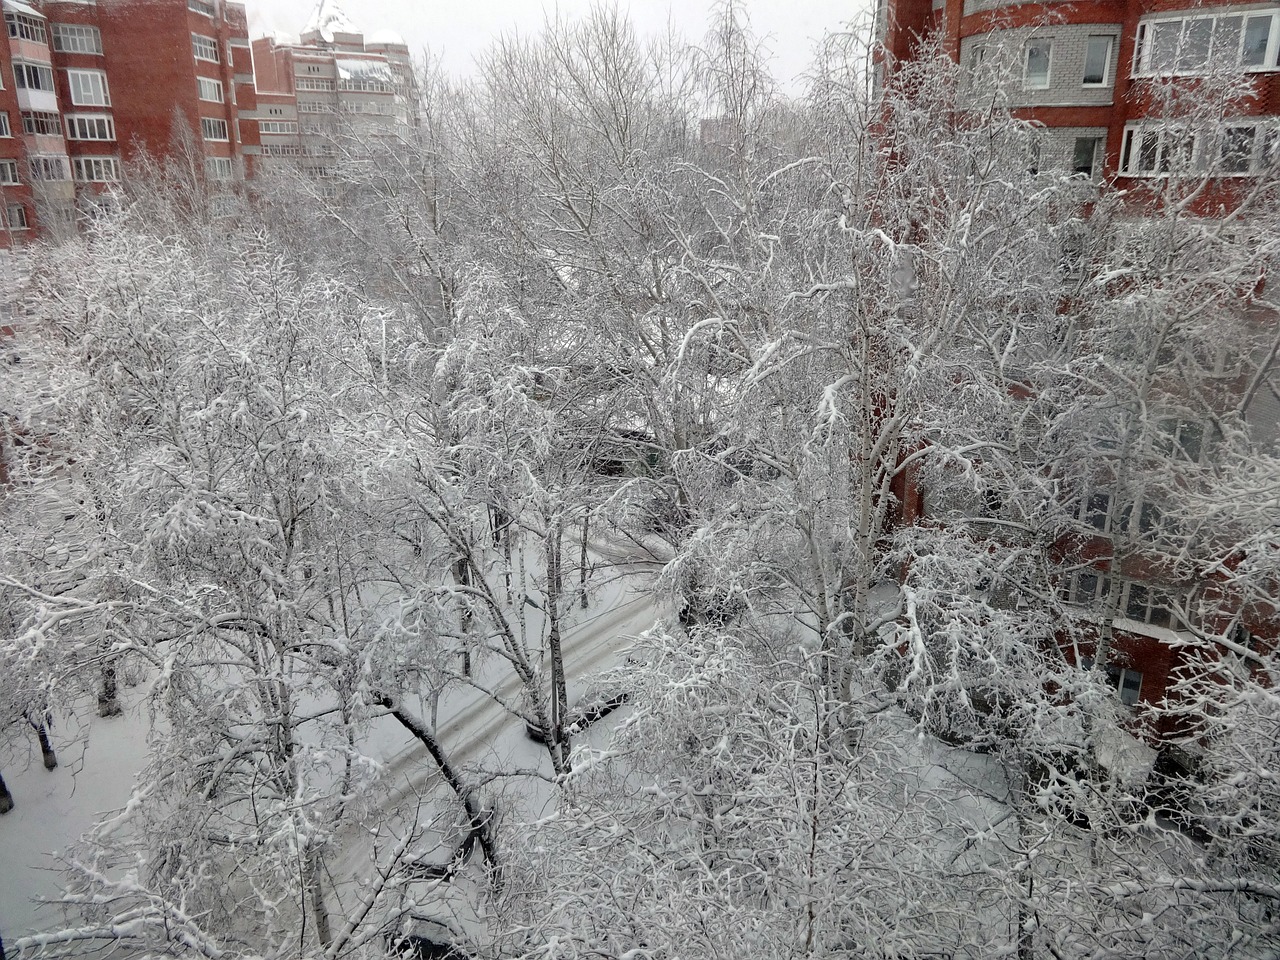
882;0;1280;187
249;1;417;183
879;0;1280;741
0;0;417;247
0;0;262;244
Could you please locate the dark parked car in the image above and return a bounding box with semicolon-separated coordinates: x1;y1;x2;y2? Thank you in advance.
524;683;631;744
387;917;473;960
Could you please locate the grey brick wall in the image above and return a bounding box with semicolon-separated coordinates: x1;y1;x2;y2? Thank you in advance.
959;23;1123;107
1038;125;1111;175
963;0;1077;14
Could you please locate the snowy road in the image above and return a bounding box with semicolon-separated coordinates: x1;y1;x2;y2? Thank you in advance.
0;547;663;943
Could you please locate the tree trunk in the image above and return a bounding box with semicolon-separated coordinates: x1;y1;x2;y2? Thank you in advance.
579;513;590;610
546;521;570;772
454;555;472;677
0;771;13;814
379;698;502;891
98;660;121;717
28;716;57;770
305;847;332;948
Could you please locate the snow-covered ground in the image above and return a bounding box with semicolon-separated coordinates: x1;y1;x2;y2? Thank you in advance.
0;547;662;943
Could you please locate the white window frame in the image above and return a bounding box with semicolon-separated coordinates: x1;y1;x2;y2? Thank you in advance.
1119;125;1200;176
21;111;61;136
188;0;215;16
1062;568;1111;605
73;155;119;182
1082;35;1113;86
66;68;111;107
1123;582;1176;630
1135;9;1280;75
1081;656;1143;706
64;113;115;141
258;120;298;135
197;76;224;103
200;117;228;141
13;61;55;93
5;204;29;231
5;12;47;44
1071;135;1103;178
27;155;70;181
51;22;102;54
0;159;18;185
1024;39;1052;90
1153;416;1205;463
191;33;219;64
0;112;10;138
205;156;234;179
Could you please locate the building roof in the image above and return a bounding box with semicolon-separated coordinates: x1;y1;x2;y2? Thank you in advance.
336;58;394;83
367;29;408;48
303;0;360;42
2;0;45;19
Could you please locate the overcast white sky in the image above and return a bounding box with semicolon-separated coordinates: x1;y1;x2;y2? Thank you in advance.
247;1;873;91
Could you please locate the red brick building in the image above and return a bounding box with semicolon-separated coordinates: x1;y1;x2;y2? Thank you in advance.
0;0;416;247
880;0;1280;189
1;0;262;244
879;0;1280;738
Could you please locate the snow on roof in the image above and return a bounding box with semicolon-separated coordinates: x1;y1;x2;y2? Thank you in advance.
366;29;407;48
2;0;45;19
303;0;359;42
267;29;300;45
336;58;394;83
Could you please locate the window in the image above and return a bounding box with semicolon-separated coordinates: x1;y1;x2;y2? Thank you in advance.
1082;657;1143;706
73;156;118;181
1119;126;1197;175
1243;13;1274;67
1024;39;1052;89
1083;489;1112;532
52;23;102;54
1122;121;1280;176
1124;583;1175;629
338;78;394;94
28;156;70;181
1083;36;1113;85
1136;10;1280;74
66;69;110;106
21;111;61;135
65;113;114;140
1063;569;1111;605
197;77;223;102
258;120;298;135
262;143;299;156
1072;136;1103;178
200;117;228;141
13;61;56;92
0;112;10;137
205;156;233;179
191;34;219;63
5;12;47;44
0;160;18;184
1220;125;1256;173
188;0;215;16
5;204;28;230
297;100;330;114
295;77;334;91
1154;417;1204;462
